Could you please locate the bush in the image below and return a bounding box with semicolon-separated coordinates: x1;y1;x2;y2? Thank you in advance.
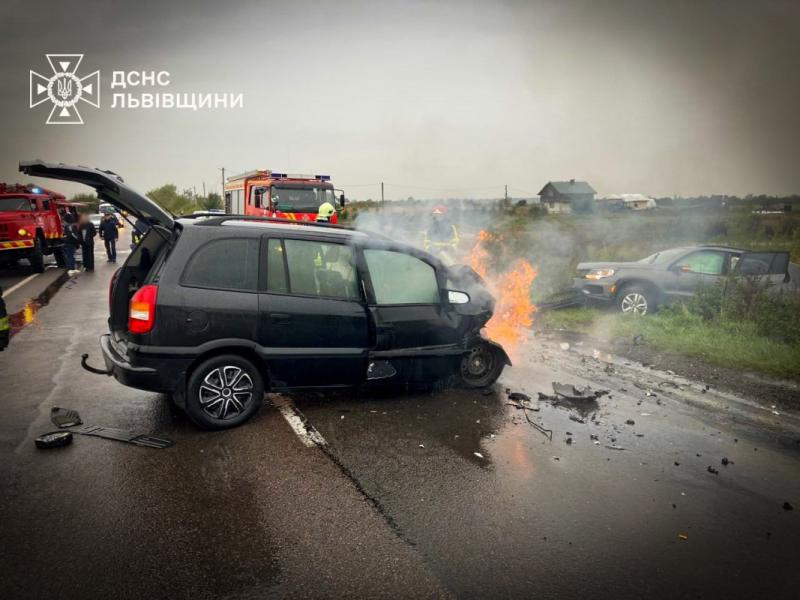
685;278;800;345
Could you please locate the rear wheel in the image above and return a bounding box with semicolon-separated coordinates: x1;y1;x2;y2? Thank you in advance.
459;341;505;388
28;238;45;273
185;354;264;429
617;284;655;316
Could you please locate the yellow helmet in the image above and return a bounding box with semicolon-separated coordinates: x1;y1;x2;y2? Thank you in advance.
316;202;336;221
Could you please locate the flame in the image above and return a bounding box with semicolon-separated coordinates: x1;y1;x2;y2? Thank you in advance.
469;230;537;358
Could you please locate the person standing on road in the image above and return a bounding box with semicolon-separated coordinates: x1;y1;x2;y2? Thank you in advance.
62;213;80;273
99;212;119;263
131;217;150;249
78;213;96;272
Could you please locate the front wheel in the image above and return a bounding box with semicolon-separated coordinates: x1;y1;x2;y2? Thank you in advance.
28;238;45;273
459;341;505;388
185;355;264;429
617;285;655;316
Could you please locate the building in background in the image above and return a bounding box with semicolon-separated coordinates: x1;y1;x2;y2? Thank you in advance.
538;180;596;214
598;193;657;211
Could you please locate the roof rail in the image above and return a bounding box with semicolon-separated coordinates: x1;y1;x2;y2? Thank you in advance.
192;214;354;231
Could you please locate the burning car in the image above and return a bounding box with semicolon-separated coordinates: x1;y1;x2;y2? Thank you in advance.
574;245;791;315
19;160;511;429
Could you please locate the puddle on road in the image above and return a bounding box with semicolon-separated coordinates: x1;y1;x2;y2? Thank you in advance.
8;270;70;337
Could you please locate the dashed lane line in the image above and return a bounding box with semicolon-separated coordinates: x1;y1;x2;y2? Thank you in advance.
270;395;327;448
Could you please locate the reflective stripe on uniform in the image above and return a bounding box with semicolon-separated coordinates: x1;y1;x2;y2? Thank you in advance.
0;316;9;331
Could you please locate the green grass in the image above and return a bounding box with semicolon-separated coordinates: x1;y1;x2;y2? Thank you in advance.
539;307;800;380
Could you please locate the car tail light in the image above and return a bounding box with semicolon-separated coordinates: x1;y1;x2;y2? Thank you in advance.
109;267;121;312
128;284;158;334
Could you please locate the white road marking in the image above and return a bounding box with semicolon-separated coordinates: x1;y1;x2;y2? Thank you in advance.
1;273;39;298
271;395;327;448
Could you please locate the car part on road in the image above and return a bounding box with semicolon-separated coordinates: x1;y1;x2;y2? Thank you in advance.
50;406;82;428
35;431;73;449
49;406;173;449
70;424;174;449
552;382;608;401
80;353;112;376
185;354;265;430
506;396;553;440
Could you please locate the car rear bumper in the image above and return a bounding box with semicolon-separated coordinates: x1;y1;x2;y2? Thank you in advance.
100;333;189;393
572;278;616;304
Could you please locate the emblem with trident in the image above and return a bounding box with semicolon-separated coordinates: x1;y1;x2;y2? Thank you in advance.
57;77;73;100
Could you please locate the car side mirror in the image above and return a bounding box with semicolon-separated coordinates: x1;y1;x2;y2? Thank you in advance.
447;290;470;304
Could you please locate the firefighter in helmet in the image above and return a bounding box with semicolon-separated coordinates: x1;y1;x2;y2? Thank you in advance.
424;204;460;260
316;202;336;223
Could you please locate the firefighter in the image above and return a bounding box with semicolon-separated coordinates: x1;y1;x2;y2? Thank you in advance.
99;212;119;263
424;205;460;259
78;213;96;272
316;202;336;223
62;213;80;272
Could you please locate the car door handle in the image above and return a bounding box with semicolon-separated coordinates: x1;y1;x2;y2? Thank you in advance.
270;313;291;324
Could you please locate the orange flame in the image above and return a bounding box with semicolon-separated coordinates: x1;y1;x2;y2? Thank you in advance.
469;230;537;358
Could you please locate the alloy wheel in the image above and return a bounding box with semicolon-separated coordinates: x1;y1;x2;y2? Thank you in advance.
198;365;254;420
620;292;648;315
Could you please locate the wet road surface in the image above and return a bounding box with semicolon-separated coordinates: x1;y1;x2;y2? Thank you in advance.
1;239;799;599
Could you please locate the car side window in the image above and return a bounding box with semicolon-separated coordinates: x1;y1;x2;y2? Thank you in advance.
681;250;726;275
364;249;439;305
270;238;359;300
182;238;259;291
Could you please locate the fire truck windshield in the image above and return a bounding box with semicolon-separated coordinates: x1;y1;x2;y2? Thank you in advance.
271;186;335;212
0;197;32;212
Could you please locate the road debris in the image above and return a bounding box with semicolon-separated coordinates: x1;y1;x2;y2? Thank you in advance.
605;445;626;451
721;457;732;466
783;502;794;511
552;382;608;401
506;395;552;440
474;452;484;459
569;415;586;424
678;533;688;541
35;431;73;449
707;466;719;475
625;419;635;425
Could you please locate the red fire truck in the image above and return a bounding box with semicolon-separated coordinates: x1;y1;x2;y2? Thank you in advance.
223;170;345;223
0;183;79;272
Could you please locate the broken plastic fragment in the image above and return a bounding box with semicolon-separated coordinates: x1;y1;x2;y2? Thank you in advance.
473;452;484;459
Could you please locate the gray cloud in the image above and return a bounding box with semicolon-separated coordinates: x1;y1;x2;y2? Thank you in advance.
1;0;798;198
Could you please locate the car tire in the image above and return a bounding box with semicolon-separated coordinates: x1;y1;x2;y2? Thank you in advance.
459;340;505;388
185;355;264;430
617;284;655;315
29;238;45;273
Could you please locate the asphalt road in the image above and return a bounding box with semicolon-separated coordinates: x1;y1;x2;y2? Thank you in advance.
1;235;799;599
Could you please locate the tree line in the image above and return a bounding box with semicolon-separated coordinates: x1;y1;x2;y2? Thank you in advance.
69;185;223;215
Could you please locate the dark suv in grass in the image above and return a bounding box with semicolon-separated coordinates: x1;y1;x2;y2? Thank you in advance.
21;161;510;429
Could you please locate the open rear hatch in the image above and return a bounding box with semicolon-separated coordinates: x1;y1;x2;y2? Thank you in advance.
19;160;177;341
19;160;175;230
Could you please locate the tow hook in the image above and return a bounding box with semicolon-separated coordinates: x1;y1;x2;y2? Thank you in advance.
80;353;111;376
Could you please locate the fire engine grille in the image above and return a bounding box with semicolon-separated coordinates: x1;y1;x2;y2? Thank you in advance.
0;223;9;241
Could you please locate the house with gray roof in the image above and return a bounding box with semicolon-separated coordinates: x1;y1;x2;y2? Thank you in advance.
538;179;596;214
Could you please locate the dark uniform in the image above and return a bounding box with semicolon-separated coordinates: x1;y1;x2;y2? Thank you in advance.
99;214;119;262
0;285;9;351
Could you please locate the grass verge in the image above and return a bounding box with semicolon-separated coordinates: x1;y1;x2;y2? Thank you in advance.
538;306;800;380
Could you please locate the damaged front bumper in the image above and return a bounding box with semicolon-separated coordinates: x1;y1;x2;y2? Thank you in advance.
572;277;616;305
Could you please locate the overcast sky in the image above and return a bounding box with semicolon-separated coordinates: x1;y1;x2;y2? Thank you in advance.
1;0;798;199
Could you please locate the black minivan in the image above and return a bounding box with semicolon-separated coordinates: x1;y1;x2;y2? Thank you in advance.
21;161;511;429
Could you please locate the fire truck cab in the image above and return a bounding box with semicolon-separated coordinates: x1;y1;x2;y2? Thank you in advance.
0;183;78;272
224;170;345;224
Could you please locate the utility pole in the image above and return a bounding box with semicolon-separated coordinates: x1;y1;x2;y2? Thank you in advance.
504;184;508;202
381;182;384;204
219;168;226;211
202;182;206;198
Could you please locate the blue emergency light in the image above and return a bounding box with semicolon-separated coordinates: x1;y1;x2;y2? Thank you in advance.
30;187;42;194
315;175;331;181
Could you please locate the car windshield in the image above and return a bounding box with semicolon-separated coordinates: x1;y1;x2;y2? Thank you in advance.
0;197;32;212
271;186;335;212
637;248;688;264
